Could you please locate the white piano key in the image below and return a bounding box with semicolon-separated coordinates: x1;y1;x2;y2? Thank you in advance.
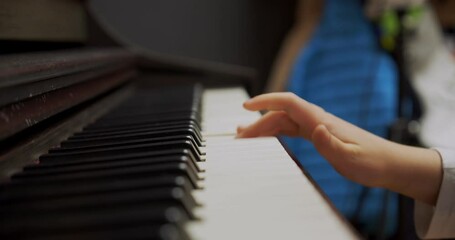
187;135;358;239
189;87;358;239
201;87;260;136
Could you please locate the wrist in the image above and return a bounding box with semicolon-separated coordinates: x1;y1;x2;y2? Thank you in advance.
384;144;443;205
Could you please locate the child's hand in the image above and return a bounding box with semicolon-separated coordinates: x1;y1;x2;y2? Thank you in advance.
236;92;389;187
237;93;442;205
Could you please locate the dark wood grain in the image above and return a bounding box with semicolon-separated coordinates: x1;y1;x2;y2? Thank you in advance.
0;85;133;181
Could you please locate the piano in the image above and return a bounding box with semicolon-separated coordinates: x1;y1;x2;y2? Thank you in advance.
0;48;359;239
0;3;359;237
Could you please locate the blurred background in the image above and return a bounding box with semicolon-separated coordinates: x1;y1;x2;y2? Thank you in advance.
88;0;296;92
1;0;455;239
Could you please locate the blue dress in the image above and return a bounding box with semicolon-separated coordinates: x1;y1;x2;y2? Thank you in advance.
284;0;398;235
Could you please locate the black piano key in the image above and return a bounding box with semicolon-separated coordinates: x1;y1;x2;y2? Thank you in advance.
107;106;200;117
39;149;200;167
80;119;201;134
69;126;202;140
55;135;203;155
72;122;201;140
86;113;200;130
98;101;199;111
0;175;194;202
92;84;202;118
0;83;204;240
32;151;202;172
64;128;204;148
41;140;203;163
106;99;199;111
27;224;190;240
37;149;202;172
23;154;202;178
0;203;189;237
0;187;198;220
58;136;204;157
95;111;200;124
13;162;201;189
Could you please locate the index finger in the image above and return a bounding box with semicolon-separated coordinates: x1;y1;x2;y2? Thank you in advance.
243;92;326;138
243;92;302;112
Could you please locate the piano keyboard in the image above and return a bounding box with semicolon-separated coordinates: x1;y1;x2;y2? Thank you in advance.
193;87;358;239
0;84;358;239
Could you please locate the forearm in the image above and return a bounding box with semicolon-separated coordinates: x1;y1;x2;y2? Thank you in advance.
319;112;443;205
383;142;443;205
238;92;444;206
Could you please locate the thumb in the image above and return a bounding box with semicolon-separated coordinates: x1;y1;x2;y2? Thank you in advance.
311;124;357;170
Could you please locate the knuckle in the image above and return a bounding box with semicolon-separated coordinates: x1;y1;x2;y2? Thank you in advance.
283;92;299;110
312;103;325;113
284;92;298;101
277;112;289;124
320;111;333;127
346;145;363;163
276;111;288;118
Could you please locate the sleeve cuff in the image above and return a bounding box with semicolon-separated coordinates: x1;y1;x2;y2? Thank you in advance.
414;148;455;239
